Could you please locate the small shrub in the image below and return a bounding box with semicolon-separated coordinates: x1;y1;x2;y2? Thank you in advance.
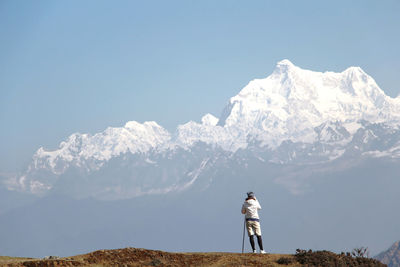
276;256;294;265
150;258;162;266
351;247;370;258
294;248;385;267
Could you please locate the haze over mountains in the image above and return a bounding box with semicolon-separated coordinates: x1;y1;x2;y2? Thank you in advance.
1;60;399;258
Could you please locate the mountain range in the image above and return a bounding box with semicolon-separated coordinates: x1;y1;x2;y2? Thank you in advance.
1;60;399;258
5;59;400;200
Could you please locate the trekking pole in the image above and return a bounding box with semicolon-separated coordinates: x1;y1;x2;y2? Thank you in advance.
241;218;245;253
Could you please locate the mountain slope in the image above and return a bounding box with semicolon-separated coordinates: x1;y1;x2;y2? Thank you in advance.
376;241;400;267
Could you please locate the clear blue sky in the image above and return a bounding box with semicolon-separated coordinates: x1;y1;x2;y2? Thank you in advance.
1;0;400;172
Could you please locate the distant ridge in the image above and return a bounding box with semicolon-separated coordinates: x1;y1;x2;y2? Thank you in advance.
376;241;400;267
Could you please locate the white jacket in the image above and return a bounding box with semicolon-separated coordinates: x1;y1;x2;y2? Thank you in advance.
241;198;262;219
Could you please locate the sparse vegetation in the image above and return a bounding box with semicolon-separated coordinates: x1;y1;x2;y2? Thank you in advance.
294;248;385;267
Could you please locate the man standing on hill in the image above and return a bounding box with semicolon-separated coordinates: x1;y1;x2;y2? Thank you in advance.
241;191;266;254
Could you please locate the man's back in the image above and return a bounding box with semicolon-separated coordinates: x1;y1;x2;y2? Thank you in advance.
242;198;261;219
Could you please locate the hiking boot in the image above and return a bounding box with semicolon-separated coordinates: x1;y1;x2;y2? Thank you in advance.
260;250;267;254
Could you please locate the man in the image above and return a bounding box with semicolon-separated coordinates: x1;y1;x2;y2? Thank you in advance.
241;191;266;254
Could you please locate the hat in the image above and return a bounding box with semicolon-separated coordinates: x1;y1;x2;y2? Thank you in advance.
247;191;255;198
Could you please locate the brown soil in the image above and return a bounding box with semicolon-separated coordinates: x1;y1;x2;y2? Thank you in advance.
0;248;297;267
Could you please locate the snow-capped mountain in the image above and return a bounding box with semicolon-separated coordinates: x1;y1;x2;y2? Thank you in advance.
183;59;400;149
7;60;400;199
33;121;171;174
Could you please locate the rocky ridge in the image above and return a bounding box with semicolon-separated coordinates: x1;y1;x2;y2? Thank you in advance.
376;241;400;267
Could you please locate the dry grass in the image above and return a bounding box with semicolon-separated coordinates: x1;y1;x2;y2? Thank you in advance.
0;248;384;267
0;249;298;267
0;256;35;266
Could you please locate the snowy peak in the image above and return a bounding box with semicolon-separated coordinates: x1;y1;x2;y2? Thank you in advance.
277;59;295;66
273;59;297;74
219;60;400;133
340;66;385;101
342;65;371;80
32;121;171;174
201;114;218;126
